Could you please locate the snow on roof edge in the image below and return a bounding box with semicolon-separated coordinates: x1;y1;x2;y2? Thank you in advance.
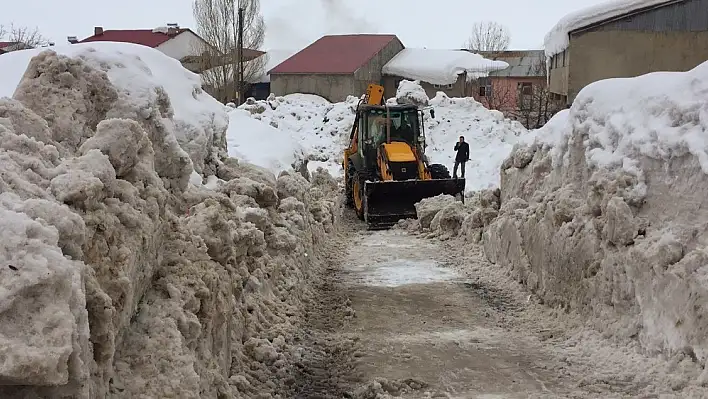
543;0;678;58
382;48;509;86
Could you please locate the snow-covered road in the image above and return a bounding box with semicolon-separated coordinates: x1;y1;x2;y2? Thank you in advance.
290;213;708;398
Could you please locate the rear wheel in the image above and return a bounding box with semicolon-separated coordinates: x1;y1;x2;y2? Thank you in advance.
352;172;366;220
428;163;451;179
345;168;354;207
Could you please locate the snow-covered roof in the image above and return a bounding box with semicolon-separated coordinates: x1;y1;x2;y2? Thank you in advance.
544;0;679;58
382;48;509;86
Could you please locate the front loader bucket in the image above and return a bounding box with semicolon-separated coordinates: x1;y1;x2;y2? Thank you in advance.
363;178;465;229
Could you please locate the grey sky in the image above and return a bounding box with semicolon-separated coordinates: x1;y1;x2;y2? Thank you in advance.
5;0;605;50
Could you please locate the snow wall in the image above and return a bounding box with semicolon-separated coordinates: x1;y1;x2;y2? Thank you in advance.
0;44;339;398
413;61;708;369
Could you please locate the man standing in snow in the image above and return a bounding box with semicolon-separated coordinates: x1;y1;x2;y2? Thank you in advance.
453;136;469;179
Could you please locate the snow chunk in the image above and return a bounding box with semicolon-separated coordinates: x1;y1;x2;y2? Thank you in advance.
152;26;169;34
382;48;509;85
543;0;675;58
395;80;429;106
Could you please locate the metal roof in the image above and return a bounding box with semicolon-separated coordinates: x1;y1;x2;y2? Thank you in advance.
478;50;546;78
79;29;191;48
269;34;400;75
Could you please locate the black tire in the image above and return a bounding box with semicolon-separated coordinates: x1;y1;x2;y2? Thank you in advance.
352;171;366;220
429;163;451;179
345;168;354;207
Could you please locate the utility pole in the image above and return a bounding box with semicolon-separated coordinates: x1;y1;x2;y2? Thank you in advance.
237;4;245;105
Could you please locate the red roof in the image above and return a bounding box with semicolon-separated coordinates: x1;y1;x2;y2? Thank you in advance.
79;29;190;48
0;42;16;49
269;34;400;75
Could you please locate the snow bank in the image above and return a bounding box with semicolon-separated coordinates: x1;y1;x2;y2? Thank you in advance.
0;42;228;177
226;107;306;173
543;0;674;57
382;48;509;85
470;60;708;384
236;93;359;177
0;45;341;398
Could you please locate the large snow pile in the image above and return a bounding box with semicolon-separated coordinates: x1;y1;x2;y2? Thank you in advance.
0;44;340;398
382;48;509;85
0;42;228;178
235;93;359;177
239;81;526;191
424;60;708;391
417;87;526;191
544;0;674;57
226;107;307;173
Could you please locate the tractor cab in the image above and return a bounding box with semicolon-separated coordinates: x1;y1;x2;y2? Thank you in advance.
355;105;429;173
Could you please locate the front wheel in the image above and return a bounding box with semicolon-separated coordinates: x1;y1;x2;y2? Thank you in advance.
428;163;451;179
352;172;366;220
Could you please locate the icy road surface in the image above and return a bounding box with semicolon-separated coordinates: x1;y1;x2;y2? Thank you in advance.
287;213;693;398
338;230;563;397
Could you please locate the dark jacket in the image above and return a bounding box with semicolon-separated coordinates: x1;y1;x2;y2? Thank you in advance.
454;141;469;162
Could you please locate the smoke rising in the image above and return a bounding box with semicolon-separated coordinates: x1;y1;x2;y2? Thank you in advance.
264;0;379;50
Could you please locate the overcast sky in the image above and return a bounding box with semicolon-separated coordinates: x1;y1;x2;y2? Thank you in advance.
5;0;605;50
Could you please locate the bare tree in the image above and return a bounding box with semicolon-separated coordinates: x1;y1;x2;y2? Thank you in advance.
464;21;511;54
193;0;267;103
0;24;50;50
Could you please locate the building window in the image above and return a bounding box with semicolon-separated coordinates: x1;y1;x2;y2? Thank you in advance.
562;50;566;67
477;77;492;97
519;82;533;96
433;83;454;89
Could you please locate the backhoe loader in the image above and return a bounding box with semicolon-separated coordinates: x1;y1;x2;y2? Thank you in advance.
343;84;465;229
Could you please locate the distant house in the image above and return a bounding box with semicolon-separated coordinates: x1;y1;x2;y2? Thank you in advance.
382;48;508;99
74;24;264;74
472;50;546;111
0;41;34;53
546;0;708;105
268;34;404;102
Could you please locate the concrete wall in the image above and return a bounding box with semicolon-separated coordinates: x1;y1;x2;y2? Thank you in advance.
270;74;361;102
354;38;404;82
549;0;708;104
566;30;708;102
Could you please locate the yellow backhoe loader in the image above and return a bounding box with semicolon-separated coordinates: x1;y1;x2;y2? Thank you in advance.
343;84;465;229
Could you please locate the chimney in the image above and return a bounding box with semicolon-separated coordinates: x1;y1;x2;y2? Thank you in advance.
166;23;179;36
94;26;104;36
67;36;78;44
